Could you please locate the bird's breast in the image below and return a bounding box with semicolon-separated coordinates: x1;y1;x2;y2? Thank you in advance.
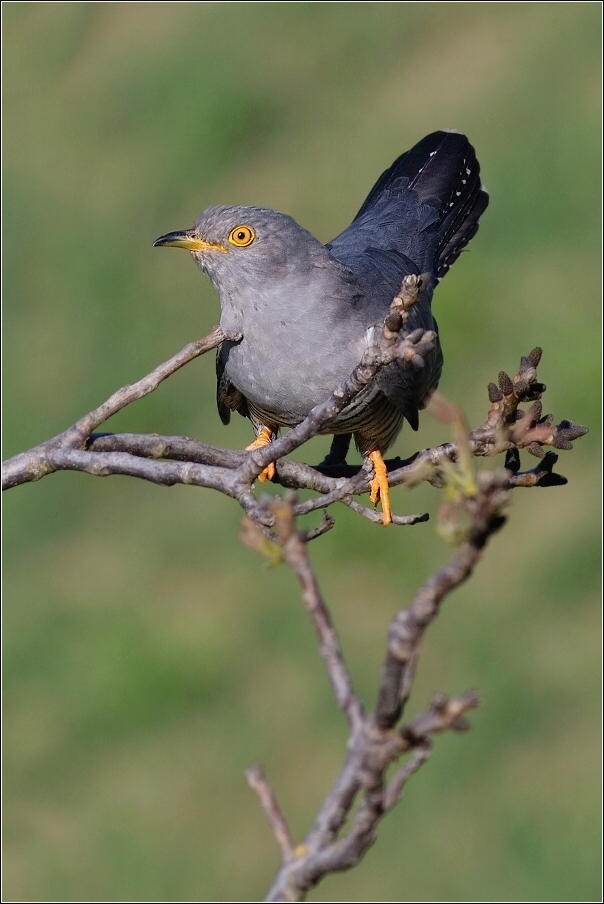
221;298;371;425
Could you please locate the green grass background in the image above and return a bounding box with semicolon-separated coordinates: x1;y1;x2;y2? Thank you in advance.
3;3;600;901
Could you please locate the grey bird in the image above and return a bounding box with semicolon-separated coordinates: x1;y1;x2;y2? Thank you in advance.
154;130;488;523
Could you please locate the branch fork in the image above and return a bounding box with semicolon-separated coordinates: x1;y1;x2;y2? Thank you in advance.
245;473;506;901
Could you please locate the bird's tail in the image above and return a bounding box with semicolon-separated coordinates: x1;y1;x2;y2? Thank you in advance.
351;130;489;281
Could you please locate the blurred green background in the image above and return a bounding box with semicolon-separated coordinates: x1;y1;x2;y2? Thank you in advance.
3;3;600;901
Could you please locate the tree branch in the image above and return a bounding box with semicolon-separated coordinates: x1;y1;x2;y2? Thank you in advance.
246;765;296;865
2;268;587;545
269;494;364;730
2;276;589;901
257;482;497;900
1;325;226;489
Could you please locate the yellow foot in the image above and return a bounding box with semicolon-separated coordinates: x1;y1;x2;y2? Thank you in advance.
245;426;275;482
368;450;392;525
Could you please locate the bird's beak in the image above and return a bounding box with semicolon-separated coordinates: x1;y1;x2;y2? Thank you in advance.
153;229;227;253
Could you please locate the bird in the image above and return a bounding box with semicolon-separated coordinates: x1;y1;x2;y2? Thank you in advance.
154;130;488;524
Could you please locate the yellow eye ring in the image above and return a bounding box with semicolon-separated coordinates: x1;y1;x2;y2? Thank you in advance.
228;225;256;247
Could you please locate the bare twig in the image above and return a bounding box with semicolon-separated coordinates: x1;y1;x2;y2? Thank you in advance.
382;742;432;812
343;497;429;526
270;494;364;730
246;765;296;864
1;325;226;489
375;470;508;730
71;325;227;442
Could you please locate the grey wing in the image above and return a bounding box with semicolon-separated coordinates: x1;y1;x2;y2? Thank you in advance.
216;344;248;425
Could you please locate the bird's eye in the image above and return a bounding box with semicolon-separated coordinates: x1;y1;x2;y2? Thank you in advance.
228;225;256;248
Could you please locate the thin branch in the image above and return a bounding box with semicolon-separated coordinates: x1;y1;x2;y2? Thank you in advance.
298;513;336;543
88;431;246;469
382;742;432;812
270;495;364;730
402;689;481;743
70;324;227;442
1;325;225;489
375;471;508;730
291;482;358;517
246;765;296;864
42;447;238;495
343;497;429;526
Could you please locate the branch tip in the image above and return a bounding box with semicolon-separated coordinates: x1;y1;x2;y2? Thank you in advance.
246;764;296;864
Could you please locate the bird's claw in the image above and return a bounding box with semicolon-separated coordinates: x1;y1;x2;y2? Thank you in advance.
368;450;392;525
246;427;276;483
257;462;275;483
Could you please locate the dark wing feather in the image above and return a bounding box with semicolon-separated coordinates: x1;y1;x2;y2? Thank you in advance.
328;130;488;284
216;345;248;425
325;131;486;427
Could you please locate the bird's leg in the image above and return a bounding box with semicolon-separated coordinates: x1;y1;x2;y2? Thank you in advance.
246;426;276;482
368;450;392;526
319;433;352;467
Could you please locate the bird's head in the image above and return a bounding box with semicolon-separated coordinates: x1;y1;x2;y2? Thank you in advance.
154;205;325;298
